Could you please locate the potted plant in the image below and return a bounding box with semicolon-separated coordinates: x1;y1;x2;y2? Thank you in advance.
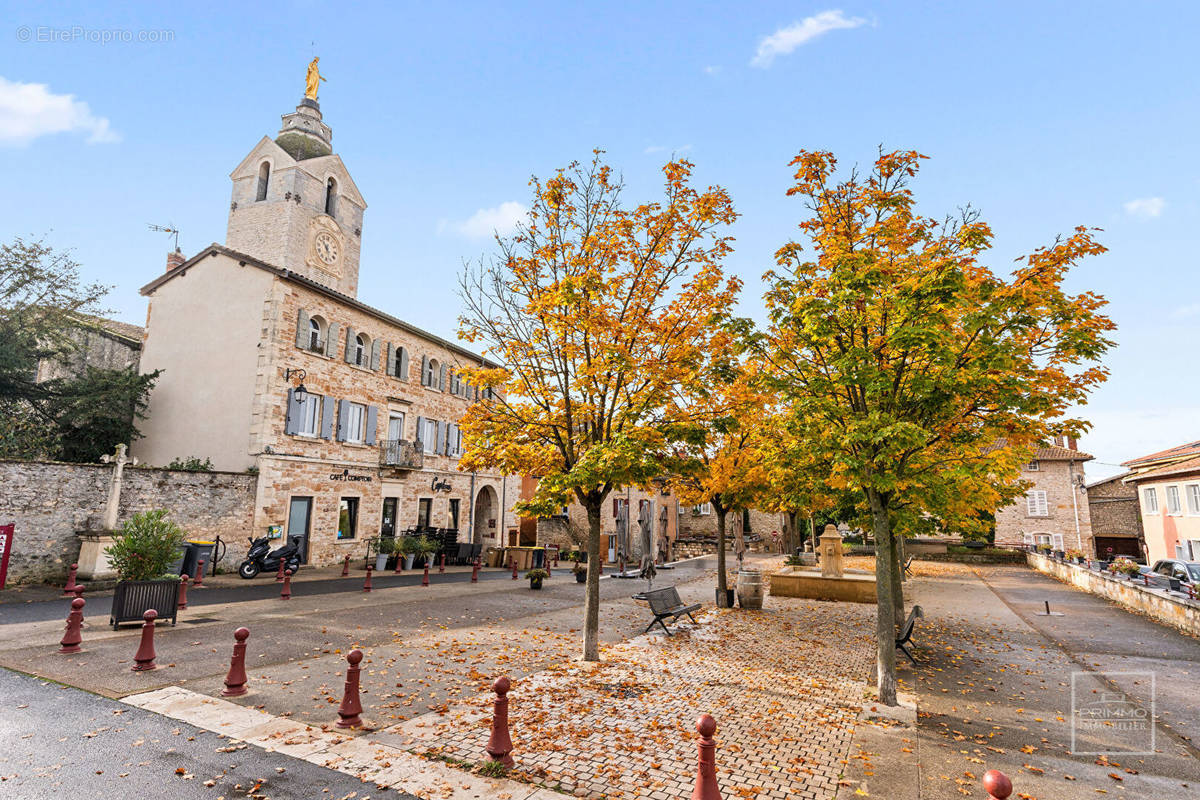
1110;557;1140;579
416;535;439;568
527;567;549;589
1065;548;1084;564
573;562;586;583
104;510;184;629
400;536;419;570
375;538;393;572
1035;543;1052;556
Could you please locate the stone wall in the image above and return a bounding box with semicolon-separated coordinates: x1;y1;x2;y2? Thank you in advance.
1027;551;1200;637
0;460;255;586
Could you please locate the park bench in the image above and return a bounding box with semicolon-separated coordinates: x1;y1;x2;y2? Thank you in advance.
902;556;914;577
895;604;924;663
642;586;701;636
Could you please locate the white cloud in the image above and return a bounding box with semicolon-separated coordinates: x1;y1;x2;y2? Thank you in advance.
1173;302;1200;319
0;77;119;146
1123;196;1165;219
439;201;527;238
703;65;721;75
751;10;867;68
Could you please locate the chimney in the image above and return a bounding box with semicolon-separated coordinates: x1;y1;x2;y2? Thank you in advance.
166;248;185;272
1066;436;1078;451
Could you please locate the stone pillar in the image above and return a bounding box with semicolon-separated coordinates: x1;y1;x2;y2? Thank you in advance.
819;524;844;578
101;444;129;532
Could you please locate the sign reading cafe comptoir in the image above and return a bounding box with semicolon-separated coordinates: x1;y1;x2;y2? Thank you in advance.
330;469;372;483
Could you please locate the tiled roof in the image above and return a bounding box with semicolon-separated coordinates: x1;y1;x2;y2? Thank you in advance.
1124;454;1200;483
71;314;144;345
1122;439;1200;468
1033;444;1093;461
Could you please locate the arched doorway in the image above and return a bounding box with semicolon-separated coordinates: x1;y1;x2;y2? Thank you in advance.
473;485;497;545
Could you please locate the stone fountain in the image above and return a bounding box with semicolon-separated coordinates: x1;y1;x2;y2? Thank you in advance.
768;524;877;603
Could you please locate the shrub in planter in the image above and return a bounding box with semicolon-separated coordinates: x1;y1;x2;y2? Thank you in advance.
1065;548;1084;563
527;567;549;589
400;536;420;569
104;510;184;628
573;563;586;583
415;535;439;567
1110;557;1140;578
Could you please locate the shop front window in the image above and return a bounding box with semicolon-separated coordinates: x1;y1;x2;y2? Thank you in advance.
417;497;432;530
338;497;359;540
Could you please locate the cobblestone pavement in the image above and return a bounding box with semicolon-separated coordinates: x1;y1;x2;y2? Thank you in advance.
392;595;877;800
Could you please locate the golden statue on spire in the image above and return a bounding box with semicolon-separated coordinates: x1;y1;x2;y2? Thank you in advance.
304;57;325;100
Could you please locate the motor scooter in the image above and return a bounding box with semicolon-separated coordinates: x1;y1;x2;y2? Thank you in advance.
238;535;302;579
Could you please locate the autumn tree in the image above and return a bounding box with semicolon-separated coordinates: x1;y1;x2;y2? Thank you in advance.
747;410;836;553
458;152;739;661
753;149;1114;705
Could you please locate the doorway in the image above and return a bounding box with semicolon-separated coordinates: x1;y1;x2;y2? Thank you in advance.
287;496;313;563
381;497;398;538
473;485;497;544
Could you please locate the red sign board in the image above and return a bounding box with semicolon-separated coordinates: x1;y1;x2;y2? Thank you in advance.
0;524;13;590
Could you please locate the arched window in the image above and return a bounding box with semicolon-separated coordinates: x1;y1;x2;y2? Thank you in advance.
354;333;367;366
256;162;270;202
325;177;337;216
308;318;322;351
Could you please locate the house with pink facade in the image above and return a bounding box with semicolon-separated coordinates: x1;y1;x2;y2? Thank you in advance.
1122;440;1200;563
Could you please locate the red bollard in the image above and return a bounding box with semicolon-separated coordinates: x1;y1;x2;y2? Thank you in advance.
511;559;518;580
276;558;286;582
486;676;514;767
335;649;364;728
62;563;80;596
221;627;250;696
422;562;430;587
194;559;206;588
394;552;403;574
342;554;351;577
1143;573;1150;587
177;574;189;610
72;584;86;602
281;569;292;600
690;713;722;800
982;770;1012;800
364;564;373;592
553;548;559;568
58;597;85;654
471;557;480;583
131;609;159;671
439;553;446;574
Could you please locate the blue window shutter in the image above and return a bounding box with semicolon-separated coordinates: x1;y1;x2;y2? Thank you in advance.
399;347;409;381
438;364;447;392
344;327;356;362
295;309;309;349
384;342;394;376
365;405;378;446
370;338;381;371
320;394;334;439
284;389;300;435
336;399;350;442
325;322;340;358
447;423;458;457
415;416;426;449
420;355;429;386
437;420;446;453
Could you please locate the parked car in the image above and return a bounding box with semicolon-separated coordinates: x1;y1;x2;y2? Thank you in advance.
1149;559;1200;588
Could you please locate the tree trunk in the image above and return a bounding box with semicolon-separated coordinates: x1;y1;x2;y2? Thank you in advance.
715;504;728;595
865;487;898;706
582;500;602;662
786;510;798;554
890;531;904;628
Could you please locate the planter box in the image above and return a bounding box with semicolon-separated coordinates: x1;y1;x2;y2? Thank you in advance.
110;579;180;630
530;577;544;590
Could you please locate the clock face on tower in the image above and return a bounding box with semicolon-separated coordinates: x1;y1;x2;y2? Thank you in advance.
314;231;340;266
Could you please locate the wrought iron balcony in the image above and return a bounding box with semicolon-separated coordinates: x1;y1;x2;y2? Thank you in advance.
380;438;423;470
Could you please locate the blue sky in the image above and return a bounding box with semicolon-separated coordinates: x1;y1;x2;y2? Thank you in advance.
2;1;1197;478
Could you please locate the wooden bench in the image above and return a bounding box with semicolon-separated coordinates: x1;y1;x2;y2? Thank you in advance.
902;556;914;577
895;604;923;663
642;586;701;636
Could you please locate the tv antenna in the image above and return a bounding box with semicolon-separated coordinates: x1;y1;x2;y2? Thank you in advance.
148;223;180;251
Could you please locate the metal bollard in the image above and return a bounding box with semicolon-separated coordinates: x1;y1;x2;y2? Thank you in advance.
131;609;159;671
335;649;364;728
511;559;518;580
62;562;80;596
439;553;446;573
394;550;403;574
276;558;286;582
194;559;206;588
281;569;292;600
423;562;430;587
364;564;373;592
982;770;1012;800
486;676;514;767
342;554;351;577
58;597;85;654
690;714;722;800
177;574;189;610
471;557;480;583
221;627;250;696
73;584;85;602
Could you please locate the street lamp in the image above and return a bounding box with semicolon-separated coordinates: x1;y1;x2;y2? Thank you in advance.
285;368;308;405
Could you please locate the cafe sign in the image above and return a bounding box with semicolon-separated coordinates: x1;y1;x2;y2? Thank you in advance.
330;469;373;483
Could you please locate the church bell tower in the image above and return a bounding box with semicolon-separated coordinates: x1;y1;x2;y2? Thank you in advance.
224;61;366;298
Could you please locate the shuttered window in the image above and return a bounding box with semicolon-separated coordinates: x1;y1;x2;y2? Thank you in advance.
1025;490;1048;517
1142;487;1159;514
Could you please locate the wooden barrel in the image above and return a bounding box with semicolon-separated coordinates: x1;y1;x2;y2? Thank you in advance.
736;569;764;609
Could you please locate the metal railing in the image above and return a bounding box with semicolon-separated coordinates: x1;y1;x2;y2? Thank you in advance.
380;438;423;469
306;336;326;353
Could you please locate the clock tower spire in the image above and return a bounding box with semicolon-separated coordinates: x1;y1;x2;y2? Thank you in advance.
224;64;366;298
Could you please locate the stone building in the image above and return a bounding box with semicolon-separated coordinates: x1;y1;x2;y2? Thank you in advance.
131;90;517;568
1084;473;1144;559
994;439;1094;555
1121;439;1200;563
34;314;142;383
